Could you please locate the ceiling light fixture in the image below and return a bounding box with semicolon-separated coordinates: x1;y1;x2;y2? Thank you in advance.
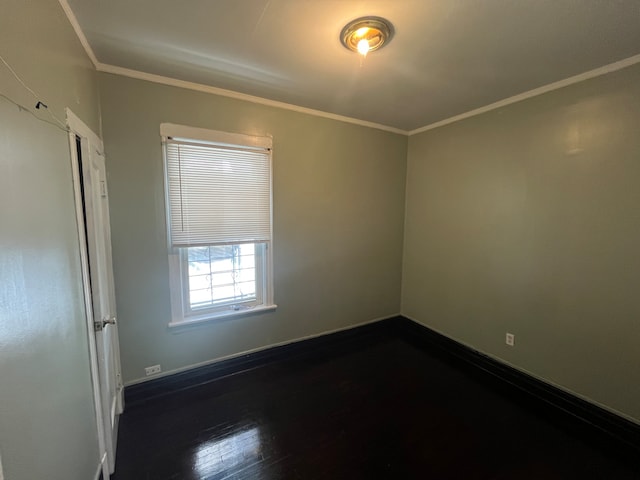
340;16;393;57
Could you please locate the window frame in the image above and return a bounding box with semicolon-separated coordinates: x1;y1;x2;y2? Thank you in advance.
162;124;276;327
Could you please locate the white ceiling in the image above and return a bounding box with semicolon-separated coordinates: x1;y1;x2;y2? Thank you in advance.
66;0;640;132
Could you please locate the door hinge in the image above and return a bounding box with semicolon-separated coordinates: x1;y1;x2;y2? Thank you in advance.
94;316;117;332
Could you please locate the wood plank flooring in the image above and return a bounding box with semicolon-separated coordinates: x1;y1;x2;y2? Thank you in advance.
111;333;639;479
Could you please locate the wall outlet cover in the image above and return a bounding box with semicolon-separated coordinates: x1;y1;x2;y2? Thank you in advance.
506;333;515;346
144;364;162;376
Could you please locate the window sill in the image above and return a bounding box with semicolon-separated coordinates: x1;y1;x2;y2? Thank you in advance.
168;304;278;329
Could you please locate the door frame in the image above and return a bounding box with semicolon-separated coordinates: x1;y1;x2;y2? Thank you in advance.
66;108;111;480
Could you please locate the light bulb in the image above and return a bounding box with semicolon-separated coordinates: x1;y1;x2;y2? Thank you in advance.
357;39;370;56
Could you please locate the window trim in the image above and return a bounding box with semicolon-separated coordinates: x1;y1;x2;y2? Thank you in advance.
168;244;276;328
162;124;276;328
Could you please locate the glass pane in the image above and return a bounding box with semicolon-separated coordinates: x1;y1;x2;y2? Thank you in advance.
211;257;233;273
236;281;255;297
210;245;233;259
211;272;234;287
238;268;255;283
188;260;210;276
186;243;258;310
238;243;255;255
189;273;212;291
212;285;236;303
237;254;255;269
190;288;214;308
188;246;211;262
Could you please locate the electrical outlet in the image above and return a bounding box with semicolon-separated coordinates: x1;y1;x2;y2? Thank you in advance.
505;333;515;347
145;364;162;376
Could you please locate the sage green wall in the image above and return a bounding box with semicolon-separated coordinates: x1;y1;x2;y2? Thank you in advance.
0;1;103;479
402;63;640;423
98;73;407;384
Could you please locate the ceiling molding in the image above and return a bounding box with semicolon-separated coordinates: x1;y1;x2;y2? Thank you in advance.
59;0;640;138
57;2;406;135
96;63;408;135
409;53;640;136
58;0;99;68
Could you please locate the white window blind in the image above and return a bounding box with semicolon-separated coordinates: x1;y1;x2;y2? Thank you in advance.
163;130;272;248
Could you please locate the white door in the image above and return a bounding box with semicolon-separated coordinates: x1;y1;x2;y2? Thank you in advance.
67;109;124;478
81;144;124;473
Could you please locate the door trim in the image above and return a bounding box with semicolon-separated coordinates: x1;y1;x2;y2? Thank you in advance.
66;108;110;480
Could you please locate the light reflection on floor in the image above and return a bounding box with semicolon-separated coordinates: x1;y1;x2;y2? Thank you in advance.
193;427;262;478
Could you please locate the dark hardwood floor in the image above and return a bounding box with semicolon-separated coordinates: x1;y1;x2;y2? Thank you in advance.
112;331;639;479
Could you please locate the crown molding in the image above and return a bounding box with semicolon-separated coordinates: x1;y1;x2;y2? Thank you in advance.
58;0;99;68
96;63;408;135
409;53;640;136
58;0;640;139
58;0;405;134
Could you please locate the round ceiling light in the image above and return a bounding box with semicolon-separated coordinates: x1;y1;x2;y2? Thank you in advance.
340;16;394;56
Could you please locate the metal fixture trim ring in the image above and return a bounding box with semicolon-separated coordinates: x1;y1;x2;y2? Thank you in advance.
340;16;394;54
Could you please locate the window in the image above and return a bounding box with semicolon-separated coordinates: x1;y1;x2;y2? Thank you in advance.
161;123;275;326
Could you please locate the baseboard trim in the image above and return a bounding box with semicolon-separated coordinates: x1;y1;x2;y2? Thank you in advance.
124;316;400;406
395;316;640;456
125;314;399;387
122;314;639;456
